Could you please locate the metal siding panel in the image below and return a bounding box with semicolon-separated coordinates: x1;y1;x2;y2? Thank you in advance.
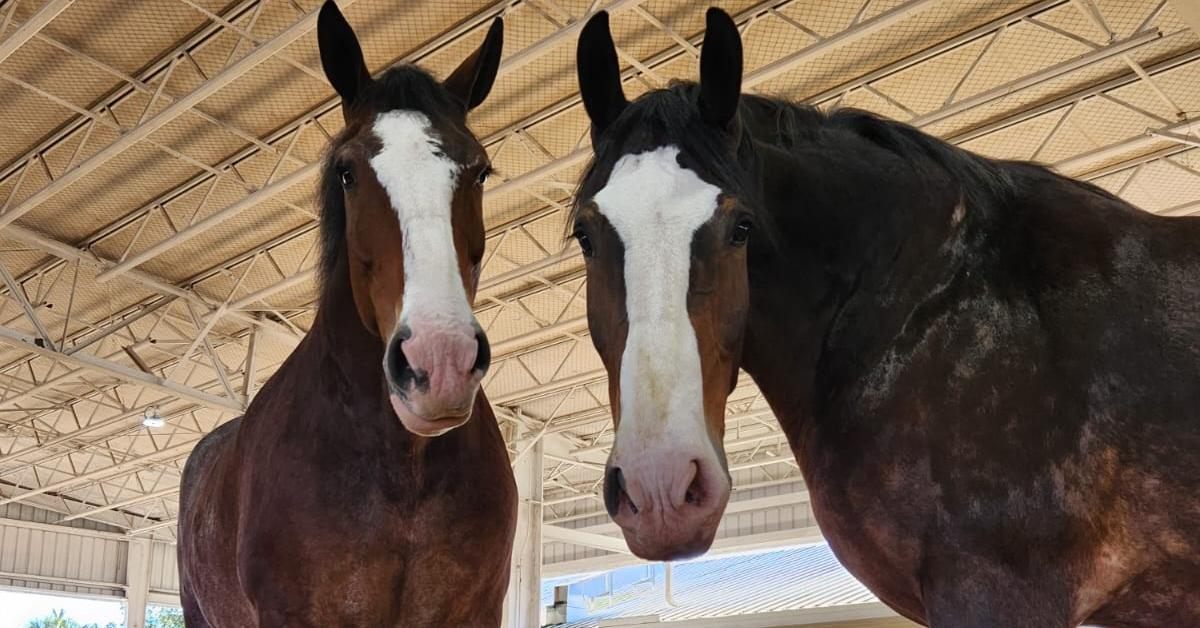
52;532;68;578
150;540;179;592
26;529;43;576
150;542;164;590
65;534;81;580
16;528;32;573
0;526;16;571
77;536;94;582
107;539;124;584
91;539;108;582
751;509;766;533
40;532;57;580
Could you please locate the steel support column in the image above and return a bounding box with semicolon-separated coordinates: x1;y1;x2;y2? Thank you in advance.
125;537;152;628
503;437;543;628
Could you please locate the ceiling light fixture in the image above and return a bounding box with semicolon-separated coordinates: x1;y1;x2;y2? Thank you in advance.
142;407;164;428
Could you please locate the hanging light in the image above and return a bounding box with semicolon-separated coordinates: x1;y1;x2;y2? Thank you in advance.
142;406;165;428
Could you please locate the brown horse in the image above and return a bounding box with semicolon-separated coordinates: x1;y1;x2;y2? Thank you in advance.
572;9;1200;628
178;4;515;626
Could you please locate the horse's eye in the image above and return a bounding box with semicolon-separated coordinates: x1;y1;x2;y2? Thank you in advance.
576;233;594;258
339;168;355;189
476;166;492;186
730;220;752;246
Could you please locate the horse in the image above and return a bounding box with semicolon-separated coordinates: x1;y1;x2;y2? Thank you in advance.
571;8;1200;627
177;3;515;625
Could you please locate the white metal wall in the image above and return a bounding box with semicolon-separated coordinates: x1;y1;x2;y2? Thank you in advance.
0;503;179;606
147;540;179;597
0;503;127;597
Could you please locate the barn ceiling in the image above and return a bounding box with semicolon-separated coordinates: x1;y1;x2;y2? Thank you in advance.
0;0;1197;552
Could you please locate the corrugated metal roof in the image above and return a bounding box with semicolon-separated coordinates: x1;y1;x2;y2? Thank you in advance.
541;542;880;626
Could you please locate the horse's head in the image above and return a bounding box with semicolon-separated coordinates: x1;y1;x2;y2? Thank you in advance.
573;9;754;560
317;1;503;437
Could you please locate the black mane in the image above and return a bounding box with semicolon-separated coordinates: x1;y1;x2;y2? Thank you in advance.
318;65;465;288
573;81;1121;231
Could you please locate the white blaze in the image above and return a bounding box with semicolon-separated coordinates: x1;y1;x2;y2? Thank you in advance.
593;146;721;453
369;110;473;330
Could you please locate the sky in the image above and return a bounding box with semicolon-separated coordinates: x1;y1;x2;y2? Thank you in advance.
0;590;126;628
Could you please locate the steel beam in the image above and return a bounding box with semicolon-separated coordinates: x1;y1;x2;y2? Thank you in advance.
498;0;643;77
744;0;940;87
59;487;179;522
4;224;299;344
0;0;262;186
0;439;198;506
542;525;630;554
0;261;57;350
0;514;126;541
805;0;1069;105
910;28;1163;128
1056;116;1200;175
0;325;242;412
94;165;320;282
0;0;357;230
126;519;177;537
0;0;74;64
947;46;1200;145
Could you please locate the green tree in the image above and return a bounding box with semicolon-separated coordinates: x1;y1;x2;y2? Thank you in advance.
25;608;117;628
145;607;185;628
26;609;82;628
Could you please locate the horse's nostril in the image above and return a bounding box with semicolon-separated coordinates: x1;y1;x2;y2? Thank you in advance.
604;467;631;518
685;460;704;507
385;326;413;390
472;330;490;375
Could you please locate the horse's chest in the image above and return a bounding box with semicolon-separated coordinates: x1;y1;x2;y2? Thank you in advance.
799;433;934;621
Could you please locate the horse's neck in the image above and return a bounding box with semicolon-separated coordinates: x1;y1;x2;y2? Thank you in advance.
740;139;962;444
246;263;387;438
309;262;382;375
273;256;498;461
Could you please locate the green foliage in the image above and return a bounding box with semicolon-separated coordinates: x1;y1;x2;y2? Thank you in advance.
26;605;184;628
26;609;75;628
24;608;107;628
145;606;185;628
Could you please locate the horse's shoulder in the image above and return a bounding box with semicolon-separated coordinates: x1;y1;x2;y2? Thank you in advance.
191;416;242;460
180;417;243;498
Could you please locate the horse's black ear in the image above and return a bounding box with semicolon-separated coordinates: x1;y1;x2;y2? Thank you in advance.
698;8;742;129
577;11;628;142
318;1;371;108
444;17;504;111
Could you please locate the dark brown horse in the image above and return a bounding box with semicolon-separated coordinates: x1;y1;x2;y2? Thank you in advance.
178;4;515;625
572;9;1200;627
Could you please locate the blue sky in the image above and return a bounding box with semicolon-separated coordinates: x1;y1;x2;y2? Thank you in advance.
0;590;126;628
